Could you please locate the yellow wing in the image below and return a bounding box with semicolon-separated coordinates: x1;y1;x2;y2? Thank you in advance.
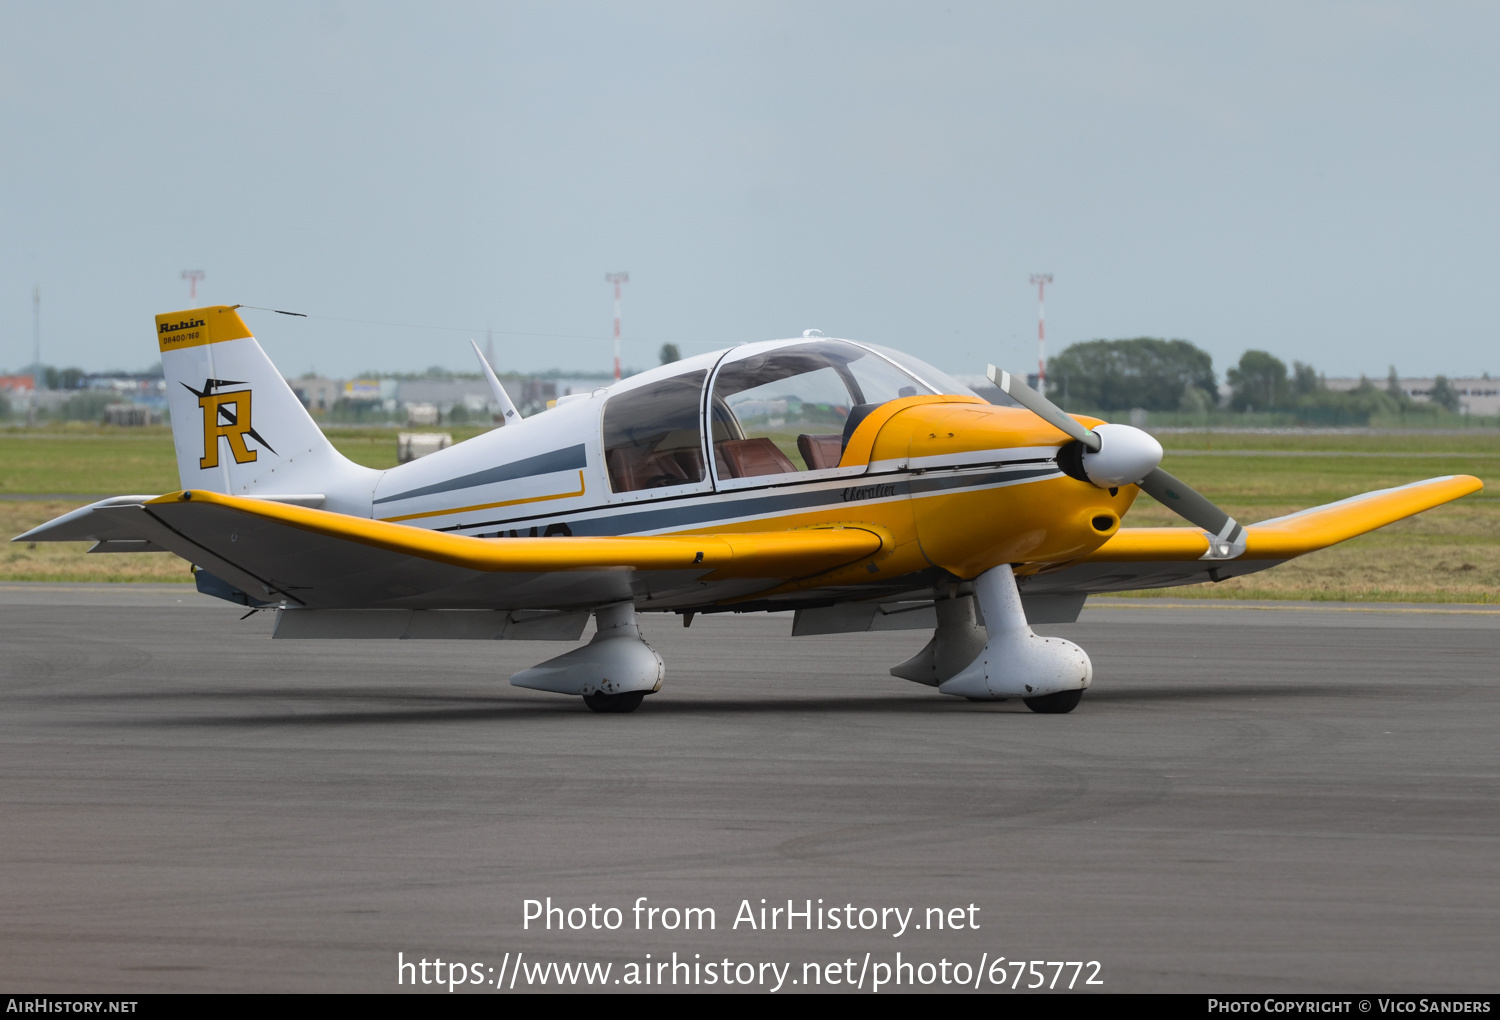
33;489;884;609
1022;475;1483;596
15;475;1483;608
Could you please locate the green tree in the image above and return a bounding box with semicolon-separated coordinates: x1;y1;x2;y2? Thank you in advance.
1291;361;1322;397
1178;384;1214;414
1429;375;1461;413
1227;350;1289;411
1300;376;1402;419
659;343;681;365
1386;366;1406;401
1045;338;1215;411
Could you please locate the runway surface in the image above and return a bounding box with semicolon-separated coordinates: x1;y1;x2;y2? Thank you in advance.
1;583;1497;993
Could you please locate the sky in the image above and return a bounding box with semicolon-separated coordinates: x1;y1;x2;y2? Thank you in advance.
2;1;1497;380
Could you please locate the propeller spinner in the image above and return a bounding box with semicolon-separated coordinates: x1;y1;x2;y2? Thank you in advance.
986;366;1246;559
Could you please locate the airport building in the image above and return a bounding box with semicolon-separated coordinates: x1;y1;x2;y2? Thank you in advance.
282;372;614;424
1321;376;1500;416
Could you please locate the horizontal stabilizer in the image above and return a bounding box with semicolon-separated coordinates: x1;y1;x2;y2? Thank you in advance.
12;496;162;544
14;493;325;544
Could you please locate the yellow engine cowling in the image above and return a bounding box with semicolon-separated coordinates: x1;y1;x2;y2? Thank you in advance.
870;402;1137;578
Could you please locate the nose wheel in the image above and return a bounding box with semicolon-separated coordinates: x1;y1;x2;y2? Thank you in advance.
583;690;646;714
1022;689;1084;714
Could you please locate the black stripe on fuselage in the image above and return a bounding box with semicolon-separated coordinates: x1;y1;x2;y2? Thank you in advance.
373;444;589;505
436;462;1060;537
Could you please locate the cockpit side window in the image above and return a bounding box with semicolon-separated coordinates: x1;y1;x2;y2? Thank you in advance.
602;370;707;492
710;341;931;478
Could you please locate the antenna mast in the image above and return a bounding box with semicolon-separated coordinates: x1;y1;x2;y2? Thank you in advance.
1030;273;1053;392
605;271;629;380
32;286;40;381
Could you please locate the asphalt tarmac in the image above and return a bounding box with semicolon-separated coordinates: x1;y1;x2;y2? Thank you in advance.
1;583;1497;994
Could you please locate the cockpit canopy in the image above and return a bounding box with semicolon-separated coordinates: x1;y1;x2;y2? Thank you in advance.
601;339;973;493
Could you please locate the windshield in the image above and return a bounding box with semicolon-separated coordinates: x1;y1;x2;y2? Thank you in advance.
710;340;932;477
865;345;979;398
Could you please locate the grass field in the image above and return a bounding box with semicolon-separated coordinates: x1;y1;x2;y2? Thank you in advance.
1;424;1494;600
0;424;496;493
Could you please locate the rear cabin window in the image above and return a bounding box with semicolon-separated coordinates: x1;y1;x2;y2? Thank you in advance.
602;370;708;492
710;341;930;478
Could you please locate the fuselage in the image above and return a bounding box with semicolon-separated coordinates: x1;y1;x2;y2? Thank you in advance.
363;337;1135;605
21;307;1476;631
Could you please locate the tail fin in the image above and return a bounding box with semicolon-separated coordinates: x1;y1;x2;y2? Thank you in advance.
157;306;379;516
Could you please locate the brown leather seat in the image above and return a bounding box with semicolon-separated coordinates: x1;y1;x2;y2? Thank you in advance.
606;447;653;490
714;438;797;478
797;434;843;470
607;446;704;491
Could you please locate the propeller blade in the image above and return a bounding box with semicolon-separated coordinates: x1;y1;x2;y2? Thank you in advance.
1138;466;1245;557
983;366;1239;555
986;365;1100;451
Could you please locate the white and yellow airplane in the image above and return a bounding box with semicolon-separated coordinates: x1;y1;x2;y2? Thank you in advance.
16;305;1483;714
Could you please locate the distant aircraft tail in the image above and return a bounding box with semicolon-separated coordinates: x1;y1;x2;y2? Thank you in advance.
157;305;379;516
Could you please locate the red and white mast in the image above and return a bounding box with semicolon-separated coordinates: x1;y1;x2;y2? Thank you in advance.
1030;273;1053;392
605;271;629;380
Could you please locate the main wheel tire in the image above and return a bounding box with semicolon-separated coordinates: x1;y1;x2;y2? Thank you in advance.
1023;689;1083;714
583;690;646;714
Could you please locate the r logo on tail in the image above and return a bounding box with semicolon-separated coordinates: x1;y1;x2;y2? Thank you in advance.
182;378;277;469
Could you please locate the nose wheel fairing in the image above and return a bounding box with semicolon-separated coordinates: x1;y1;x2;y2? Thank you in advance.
892;564;1092;703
